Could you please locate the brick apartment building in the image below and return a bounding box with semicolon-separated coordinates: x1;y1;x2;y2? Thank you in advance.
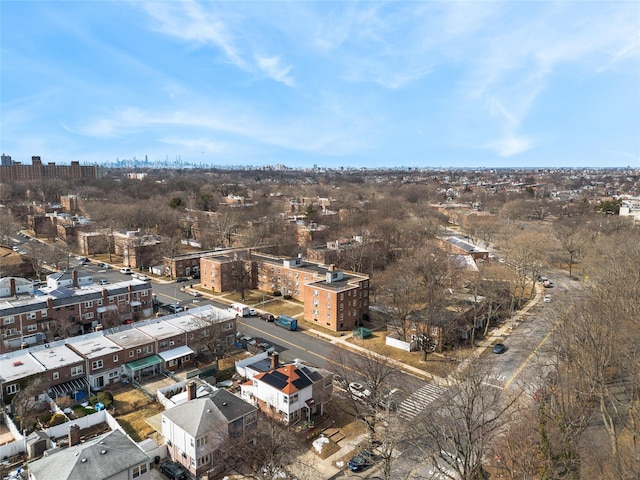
200;250;369;331
0;155;99;182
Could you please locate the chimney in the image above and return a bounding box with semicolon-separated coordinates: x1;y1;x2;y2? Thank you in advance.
187;381;197;401
9;278;16;296
72;270;78;288
271;352;280;370
328;264;335;272
68;424;81;446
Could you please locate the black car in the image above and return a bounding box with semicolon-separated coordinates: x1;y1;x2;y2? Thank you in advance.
160;461;187;480
175;277;189;282
348;451;374;472
259;313;275;322
492;343;506;354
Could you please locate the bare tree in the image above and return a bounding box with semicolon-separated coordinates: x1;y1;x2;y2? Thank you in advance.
406;359;520;480
331;346;400;438
11;374;48;432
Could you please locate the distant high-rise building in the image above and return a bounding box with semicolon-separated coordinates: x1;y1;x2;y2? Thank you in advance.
0;155;99;182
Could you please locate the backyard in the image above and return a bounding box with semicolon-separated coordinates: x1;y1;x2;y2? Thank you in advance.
112;388;164;442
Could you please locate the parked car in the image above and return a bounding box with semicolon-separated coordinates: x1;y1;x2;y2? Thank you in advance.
119;267;132;274
349;382;372;400
259;313;275;322
492;343;507;354
348;451;374;472
159;461;187;480
133;273;150;281
175;276;189;282
543;280;554;288
97;262;111;269
99;279;109;285
188;290;202;297
168;304;184;313
248;308;257;316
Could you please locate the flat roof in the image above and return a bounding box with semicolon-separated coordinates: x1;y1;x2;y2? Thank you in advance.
0;350;46;383
105;328;153;349
163;305;235;332
135;321;183;340
66;333;122;359
29;343;84;368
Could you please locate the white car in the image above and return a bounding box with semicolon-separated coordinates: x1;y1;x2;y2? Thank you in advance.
349;382;372;401
133;273;150;281
188;290;202;297
119;267;132;275
168;304;184;313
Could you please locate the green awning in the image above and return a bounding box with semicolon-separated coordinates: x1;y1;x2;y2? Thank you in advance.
125;355;163;372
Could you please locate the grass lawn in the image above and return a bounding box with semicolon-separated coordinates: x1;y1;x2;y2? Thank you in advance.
112;388;164;442
344;331;465;379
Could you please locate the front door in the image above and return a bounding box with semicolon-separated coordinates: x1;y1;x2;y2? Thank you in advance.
94;376;105;389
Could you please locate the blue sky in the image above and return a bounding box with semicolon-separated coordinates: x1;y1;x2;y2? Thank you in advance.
1;1;639;169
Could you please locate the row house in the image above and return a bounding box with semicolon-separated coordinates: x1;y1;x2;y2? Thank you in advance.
28;343;88;403
0;306;236;406
0;278;153;354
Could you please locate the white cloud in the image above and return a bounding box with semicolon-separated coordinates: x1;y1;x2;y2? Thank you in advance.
255;55;295;87
487;134;533;157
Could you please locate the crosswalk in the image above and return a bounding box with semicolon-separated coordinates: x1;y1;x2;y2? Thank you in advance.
397;383;446;420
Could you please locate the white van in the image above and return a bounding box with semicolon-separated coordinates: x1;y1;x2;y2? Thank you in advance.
119;267;132;275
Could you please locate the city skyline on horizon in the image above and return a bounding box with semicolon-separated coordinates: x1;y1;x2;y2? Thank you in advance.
1;1;639;170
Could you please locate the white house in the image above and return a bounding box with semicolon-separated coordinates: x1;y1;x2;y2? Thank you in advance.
240;354;332;425
160;382;257;478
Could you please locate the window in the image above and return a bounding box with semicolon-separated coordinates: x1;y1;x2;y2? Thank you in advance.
109;297;115;304
340;293;344;300
108;371;119;379
136;348;142;354
97;299;103;306
197;454;210;467
27;324;38;333
4;328;16;337
6;384;19;395
160;341;168;348
129;351;134;357
290;393;299;403
113;355;118;363
144;346;153;354
27;312;37;320
92;360;104;370
224;322;233;330
40;309;47;317
313;289;318;297
196;436;207;447
53;372;59;380
3;317;15;325
71;366;83;376
132;463;148;478
85;301;93;308
84;312;94;320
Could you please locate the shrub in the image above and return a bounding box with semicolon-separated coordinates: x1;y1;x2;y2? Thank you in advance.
96;391;113;408
49;413;67;427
